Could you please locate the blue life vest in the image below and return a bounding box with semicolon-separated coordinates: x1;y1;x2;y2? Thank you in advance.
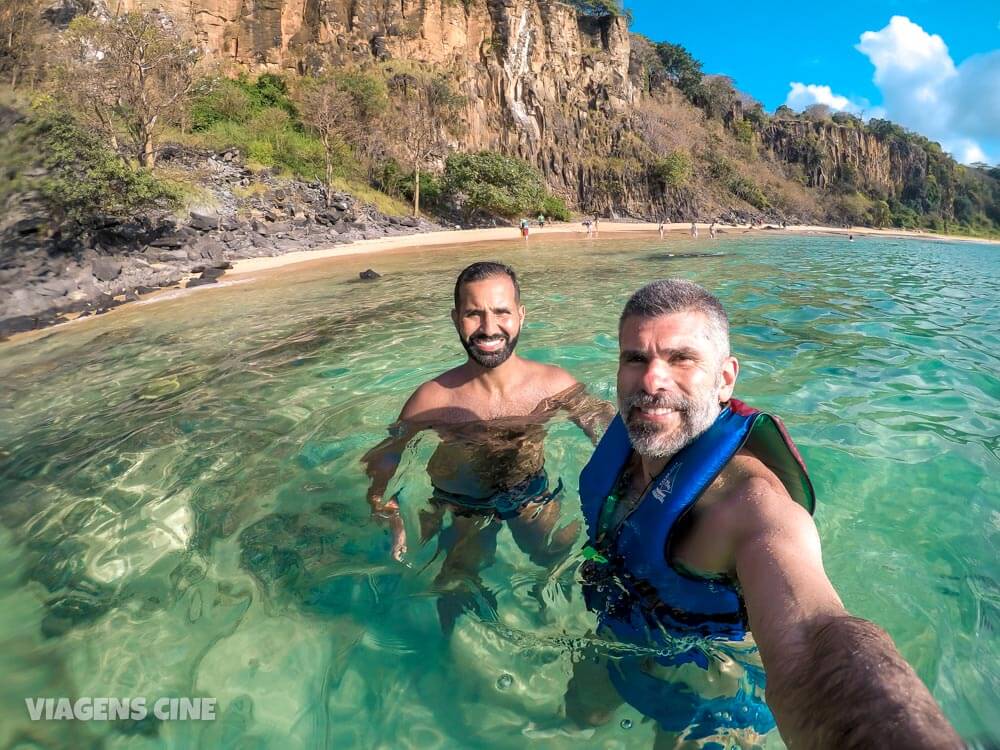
579;399;815;646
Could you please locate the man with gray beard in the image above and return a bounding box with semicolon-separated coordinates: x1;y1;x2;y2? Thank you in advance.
566;279;960;749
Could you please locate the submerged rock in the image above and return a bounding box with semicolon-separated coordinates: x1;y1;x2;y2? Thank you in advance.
359;269;381;280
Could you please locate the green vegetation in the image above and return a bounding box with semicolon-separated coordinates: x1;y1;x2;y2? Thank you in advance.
728;175;769;210
443;151;563;222
540;193;571;221
185;75;328;178
652;42;703;101
14;109;180;225
652;151;691;188
566;0;625;17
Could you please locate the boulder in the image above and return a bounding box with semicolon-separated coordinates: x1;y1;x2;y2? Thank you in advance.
188;211;221;231
91;257;122;282
359;269;381;280
194;239;226;262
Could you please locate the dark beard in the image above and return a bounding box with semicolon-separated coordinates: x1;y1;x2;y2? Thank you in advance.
461;332;519;368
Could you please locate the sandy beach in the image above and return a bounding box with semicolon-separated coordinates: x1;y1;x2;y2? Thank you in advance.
5;221;996;345
226;221;998;279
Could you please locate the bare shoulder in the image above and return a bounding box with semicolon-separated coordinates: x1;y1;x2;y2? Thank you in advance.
526;360;579;397
399;371;459;420
711;451;817;550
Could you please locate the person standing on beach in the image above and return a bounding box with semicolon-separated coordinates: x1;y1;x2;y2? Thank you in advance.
362;261;613;633
520;218;530;240
565;279;962;749
658;220;665;240
690;221;698;238
593;216;600;236
709;220;718;239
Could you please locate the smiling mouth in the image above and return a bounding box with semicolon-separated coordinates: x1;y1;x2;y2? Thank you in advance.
632;406;679;422
473;338;506;352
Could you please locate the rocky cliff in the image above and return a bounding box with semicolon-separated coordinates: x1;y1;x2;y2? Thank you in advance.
760;119;929;196
110;0;637;205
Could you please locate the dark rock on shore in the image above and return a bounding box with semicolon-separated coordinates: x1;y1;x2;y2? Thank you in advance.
0;144;441;340
359;269;381;280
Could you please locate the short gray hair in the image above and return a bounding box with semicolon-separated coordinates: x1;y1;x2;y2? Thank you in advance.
619;279;730;359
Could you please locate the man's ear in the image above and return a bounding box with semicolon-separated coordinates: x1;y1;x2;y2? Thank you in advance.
718;356;739;402
518;304;526;325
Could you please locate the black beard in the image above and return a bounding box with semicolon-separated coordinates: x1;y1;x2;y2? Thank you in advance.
460;332;519;368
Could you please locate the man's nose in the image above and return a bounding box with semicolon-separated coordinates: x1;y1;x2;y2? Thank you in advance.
641;359;672;394
481;314;500;336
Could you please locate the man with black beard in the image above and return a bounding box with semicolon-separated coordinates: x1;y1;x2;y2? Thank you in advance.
565;279;960;749
363;261;612;633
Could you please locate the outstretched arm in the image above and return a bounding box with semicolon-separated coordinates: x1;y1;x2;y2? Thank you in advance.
551;382;615;445
733;479;962;750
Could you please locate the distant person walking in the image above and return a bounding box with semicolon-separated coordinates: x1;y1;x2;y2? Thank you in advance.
690;221;698;239
583;219;593;238
658;220;665;239
710;221;718;239
520;219;530;240
593;216;600;236
538;213;546;228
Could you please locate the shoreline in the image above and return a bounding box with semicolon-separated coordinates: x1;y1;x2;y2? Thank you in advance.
225;221;998;278
5;222;997;345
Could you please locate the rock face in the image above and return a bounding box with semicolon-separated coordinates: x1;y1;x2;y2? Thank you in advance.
0;145;441;339
114;0;636;207
761;119;929;196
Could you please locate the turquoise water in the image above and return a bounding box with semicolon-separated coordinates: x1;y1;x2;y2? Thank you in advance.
0;232;997;748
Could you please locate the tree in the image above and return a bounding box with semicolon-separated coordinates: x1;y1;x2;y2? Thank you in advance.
58;12;200;168
774;104;796;119
803;103;832;122
566;0;623;17
443;151;546;223
0;0;43;88
296;71;387;205
653;42;703;100
695;75;738;120
387;72;464;216
869;199;891;228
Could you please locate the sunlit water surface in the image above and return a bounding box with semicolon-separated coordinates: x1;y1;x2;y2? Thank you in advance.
1;232;997;748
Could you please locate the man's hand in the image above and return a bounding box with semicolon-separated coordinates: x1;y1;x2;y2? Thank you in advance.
370;493;407;562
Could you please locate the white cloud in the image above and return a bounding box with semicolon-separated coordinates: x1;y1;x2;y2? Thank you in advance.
854;15;999;164
786;82;861;113
783;16;999;164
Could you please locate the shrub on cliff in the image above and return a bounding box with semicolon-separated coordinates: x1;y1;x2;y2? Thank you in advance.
729;176;769;210
22;109;180;225
567;0;624;17
652;151;691;188
443;151;550;223
541;194;571;222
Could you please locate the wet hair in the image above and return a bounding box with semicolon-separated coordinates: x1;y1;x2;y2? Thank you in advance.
454;261;520;309
619;278;730;359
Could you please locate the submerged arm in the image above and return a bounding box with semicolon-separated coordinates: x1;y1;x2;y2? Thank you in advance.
361;392;431;561
733;479;962;749
555;382;615;445
360;419;421;512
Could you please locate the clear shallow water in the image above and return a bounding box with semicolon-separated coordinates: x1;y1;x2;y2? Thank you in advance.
0;232;997;748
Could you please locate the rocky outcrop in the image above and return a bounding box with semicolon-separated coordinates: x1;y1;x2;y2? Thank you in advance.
760;119;929;196
0;146;439;339
108;0;637;207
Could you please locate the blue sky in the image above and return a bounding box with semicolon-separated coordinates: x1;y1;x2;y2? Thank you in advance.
626;0;1000;165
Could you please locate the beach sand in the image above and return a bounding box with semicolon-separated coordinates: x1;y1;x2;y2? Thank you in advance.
5;221;997;344
226;221;997;278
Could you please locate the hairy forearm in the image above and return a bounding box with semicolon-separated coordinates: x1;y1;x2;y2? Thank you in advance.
766;615;962;750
